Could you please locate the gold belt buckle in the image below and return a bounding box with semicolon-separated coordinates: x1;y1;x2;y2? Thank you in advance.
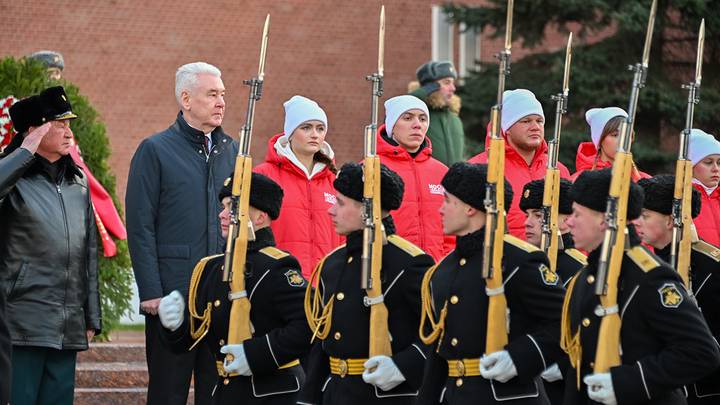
339;359;348;378
456;360;466;377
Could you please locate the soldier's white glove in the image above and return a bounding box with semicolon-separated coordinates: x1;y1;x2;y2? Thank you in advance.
362;355;406;391
221;344;252;376
584;373;617;405
480;350;518;383
541;363;563;382
158;291;184;332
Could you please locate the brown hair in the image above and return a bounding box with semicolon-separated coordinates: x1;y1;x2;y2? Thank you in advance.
593;116;625;170
313;151;337;174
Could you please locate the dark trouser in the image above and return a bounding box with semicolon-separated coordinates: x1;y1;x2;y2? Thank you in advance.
322;375;416;405
146;315;216;405
10;346;77;405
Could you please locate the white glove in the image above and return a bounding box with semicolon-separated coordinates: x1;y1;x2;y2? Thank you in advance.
158;291;184;332
584;373;617;405
480;350;518;383
362;355;406;391
221;344;252;376
541;363;563;382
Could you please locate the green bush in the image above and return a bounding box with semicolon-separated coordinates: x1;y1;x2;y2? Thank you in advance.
0;57;133;340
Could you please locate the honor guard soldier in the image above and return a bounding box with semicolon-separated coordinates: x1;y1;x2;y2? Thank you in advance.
417;162;567;405
561;169;720;405
157;172;312;404
520;178;587;287
635;175;720;404
520;178;587;405
299;162;435;405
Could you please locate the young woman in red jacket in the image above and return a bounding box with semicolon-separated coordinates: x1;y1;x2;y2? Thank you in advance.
572;106;649;182
374;95;453;261
468;89;570;240
689;129;720;246
254;95;342;279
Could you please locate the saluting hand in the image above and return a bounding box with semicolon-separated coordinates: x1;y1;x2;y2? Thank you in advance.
20;122;52;154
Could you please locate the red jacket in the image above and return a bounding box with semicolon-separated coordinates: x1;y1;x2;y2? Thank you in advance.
571;141;650;182
468;130;571;240
694;183;720;246
376;125;454;261
254;133;342;278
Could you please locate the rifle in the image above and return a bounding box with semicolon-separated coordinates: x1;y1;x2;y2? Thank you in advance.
222;15;270;361
594;0;657;373
671;19;705;288
361;6;391;358
541;33;573;273
482;0;513;355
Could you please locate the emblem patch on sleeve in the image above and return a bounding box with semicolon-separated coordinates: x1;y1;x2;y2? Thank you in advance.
538;264;558;286
285;269;305;287
658;283;683;308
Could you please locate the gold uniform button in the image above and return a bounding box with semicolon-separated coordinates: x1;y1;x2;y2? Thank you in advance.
587;275;595;284
223;378;230;385
450;338;458;346
459;258;467;266
347;257;353;263
582;318;591;327
337;292;345;301
450;295;459;305
214;300;221;307
334;332;342;340
456;378;463;387
219;339;225;346
589;362;595;368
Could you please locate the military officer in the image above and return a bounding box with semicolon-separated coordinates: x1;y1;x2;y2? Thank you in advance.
635;174;720;404
298;162;435;405
520;178;587;404
417;162;567;405
157;172;312;404
561;169;720;405
520;178;587;286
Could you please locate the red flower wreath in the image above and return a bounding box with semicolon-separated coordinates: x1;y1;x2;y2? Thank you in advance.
0;95;19;149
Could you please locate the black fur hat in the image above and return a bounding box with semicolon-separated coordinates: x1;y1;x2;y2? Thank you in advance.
441;162;513;212
570;168;644;220
637;175;702;218
519;178;573;215
218;172;284;220
333;162;405;211
9;86;77;134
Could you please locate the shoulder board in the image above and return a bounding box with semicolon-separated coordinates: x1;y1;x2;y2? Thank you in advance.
259;246;290;260
503;234;540;253
565;248;588;265
387;234;425;257
626;246;661;273
692;240;720;263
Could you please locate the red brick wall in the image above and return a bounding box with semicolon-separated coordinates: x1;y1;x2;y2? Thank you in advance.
6;0;572;207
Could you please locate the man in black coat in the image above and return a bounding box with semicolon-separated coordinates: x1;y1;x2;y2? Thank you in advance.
298;163;435;405
635;174;720;404
561;169;720;405
126;61;239;405
519;178;587;405
0;86;102;404
157;172;312;404
417;163;566;405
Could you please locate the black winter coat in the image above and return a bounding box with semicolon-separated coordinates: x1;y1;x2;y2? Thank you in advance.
126;112;239;303
0;148;101;351
162;227;312;404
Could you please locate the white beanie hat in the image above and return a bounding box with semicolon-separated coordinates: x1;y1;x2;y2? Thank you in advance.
689;128;720;166
585;107;628;147
501;89;544;132
384;95;429;136
283;95;328;139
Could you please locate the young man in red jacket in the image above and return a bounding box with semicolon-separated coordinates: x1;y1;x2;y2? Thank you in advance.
374;95;454;261
469;89;570;240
